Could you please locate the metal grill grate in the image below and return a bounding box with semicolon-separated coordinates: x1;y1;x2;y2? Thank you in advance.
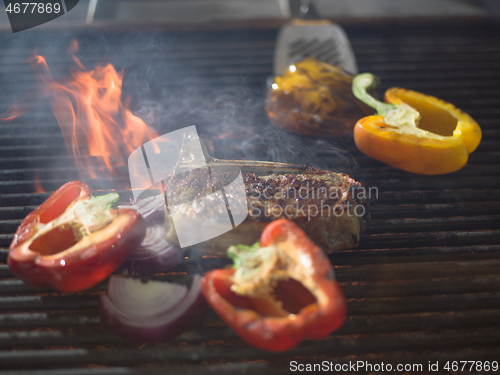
1;19;500;374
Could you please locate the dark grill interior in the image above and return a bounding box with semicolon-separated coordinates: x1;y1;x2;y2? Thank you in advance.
1;19;500;374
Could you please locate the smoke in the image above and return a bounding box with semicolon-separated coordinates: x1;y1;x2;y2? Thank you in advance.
86;30;359;174
0;29;360;194
125;75;358;173
115;34;358;174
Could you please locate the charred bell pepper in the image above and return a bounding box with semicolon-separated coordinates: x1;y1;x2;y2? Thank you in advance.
8;181;146;292
352;73;482;175
201;219;347;352
266;57;374;139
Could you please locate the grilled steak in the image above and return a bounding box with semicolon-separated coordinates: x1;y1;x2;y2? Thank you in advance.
164;161;368;256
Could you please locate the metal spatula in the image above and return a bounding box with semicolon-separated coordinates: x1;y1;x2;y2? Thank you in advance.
273;0;358;76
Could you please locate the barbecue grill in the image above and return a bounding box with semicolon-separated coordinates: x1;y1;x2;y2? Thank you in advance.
1;15;500;374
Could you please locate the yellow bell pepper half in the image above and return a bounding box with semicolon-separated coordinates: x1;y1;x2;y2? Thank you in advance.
351;73;482;175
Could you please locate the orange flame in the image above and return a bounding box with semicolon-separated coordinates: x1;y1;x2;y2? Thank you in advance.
34;170;46;193
2;40;158;181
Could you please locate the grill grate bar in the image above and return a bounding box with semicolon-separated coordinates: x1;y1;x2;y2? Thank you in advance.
360;230;500;249
0;312;100;330
342;277;500;299
0;149;497;168
359;164;500;178
0;214;500;238
374;188;500;204
361;176;500;191
0;187;497;209
369;201;500;218
1;328;500;370
1;208;39;221
1;122;499;144
366;216;500;234
0;245;500;274
0;363;273;375
348;294;500;315
2;216;500;242
3;309;500;350
334;259;500;282
0;175;498;196
1;272;499;299
3;243;500;272
0;295;99;312
2;309;500;339
1;266;499;315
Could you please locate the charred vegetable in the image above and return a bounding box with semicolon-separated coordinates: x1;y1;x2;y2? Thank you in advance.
266;57;374;139
202;219;347;352
8;181;146;292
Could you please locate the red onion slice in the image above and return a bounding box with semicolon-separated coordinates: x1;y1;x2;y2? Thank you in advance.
116;224;183;276
100;274;206;342
107;276;188;316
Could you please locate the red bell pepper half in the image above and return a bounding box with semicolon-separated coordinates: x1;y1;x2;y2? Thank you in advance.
201;219;347;352
8;181;146;292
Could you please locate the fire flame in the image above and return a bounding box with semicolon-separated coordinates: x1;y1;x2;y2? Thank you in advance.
34;170;46;193
1;40;158;181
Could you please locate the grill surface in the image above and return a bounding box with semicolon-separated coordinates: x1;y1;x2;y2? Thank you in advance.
1;19;500;374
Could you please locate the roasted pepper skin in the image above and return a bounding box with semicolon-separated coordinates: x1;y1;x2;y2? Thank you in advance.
266;57;374;139
8;181;146;292
201;219;347;352
352;74;482;175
